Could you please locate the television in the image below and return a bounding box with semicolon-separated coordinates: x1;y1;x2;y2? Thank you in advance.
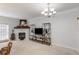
35;28;43;35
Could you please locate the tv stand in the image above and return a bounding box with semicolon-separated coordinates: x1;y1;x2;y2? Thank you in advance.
29;35;51;45
29;23;51;45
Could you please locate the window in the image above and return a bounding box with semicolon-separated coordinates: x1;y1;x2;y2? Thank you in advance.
0;24;9;40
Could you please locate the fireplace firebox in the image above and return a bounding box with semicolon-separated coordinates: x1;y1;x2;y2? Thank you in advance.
19;32;25;40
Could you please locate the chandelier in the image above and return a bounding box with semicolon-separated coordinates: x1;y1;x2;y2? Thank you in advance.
41;3;56;17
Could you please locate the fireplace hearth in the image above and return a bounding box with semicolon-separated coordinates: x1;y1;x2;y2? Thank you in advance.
19;32;26;40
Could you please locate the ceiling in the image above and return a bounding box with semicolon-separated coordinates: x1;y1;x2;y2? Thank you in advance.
0;3;79;19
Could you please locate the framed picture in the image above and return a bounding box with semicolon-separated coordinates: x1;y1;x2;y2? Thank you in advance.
43;23;51;30
20;20;27;25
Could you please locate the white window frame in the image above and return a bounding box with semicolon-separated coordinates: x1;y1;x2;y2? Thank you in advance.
0;24;9;40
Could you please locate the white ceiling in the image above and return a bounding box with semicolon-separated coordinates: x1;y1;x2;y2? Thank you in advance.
0;3;79;19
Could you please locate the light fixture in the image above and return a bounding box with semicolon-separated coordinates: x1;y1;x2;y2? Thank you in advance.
41;3;56;17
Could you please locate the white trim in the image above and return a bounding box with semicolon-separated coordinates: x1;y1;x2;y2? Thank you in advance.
52;43;79;54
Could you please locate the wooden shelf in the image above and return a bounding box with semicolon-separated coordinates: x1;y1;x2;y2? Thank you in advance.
14;25;30;29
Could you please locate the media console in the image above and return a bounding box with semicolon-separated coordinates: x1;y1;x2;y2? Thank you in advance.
29;23;51;45
29;35;51;45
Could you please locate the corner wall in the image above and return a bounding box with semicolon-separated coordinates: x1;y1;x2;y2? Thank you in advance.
0;16;19;38
29;8;79;50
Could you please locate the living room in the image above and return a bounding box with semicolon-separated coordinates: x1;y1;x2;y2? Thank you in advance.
0;3;79;55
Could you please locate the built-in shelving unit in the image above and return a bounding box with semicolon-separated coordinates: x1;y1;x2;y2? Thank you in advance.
29;23;51;45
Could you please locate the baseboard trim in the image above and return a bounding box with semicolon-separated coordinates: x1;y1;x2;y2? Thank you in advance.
52;43;79;54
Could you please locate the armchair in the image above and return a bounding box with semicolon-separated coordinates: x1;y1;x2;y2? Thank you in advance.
0;42;12;55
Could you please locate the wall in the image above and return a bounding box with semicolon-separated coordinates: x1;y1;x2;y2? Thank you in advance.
53;8;78;50
77;18;79;51
0;16;19;38
29;8;79;50
0;16;19;48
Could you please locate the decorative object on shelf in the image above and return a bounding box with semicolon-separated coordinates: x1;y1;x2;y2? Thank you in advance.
20;20;27;26
41;3;56;17
10;29;15;40
14;19;30;29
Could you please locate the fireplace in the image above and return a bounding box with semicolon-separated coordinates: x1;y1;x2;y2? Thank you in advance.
18;32;26;40
13;19;30;40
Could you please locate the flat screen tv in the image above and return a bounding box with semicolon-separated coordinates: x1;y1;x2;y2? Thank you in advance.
35;28;43;35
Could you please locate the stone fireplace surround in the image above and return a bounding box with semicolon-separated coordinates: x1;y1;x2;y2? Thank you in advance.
14;29;29;41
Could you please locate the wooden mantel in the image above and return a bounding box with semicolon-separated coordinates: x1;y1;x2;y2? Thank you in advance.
14;25;30;29
14;19;30;29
